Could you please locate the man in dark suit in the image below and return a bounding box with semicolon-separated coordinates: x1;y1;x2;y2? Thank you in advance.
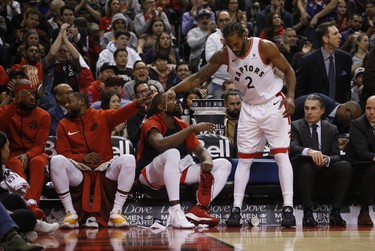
292;93;362;134
296;21;352;103
290;94;352;227
345;95;375;226
360;47;375;112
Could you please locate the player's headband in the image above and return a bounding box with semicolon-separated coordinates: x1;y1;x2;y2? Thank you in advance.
14;83;36;94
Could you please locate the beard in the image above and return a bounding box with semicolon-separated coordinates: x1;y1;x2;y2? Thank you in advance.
227;109;240;119
20;103;36;112
166;107;181;117
66;107;80;118
26;56;38;65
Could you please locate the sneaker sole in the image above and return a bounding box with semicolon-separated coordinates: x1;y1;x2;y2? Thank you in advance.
171;223;195;229
329;220;346;226
281;220;296;227
60;222;79;229
108;221;130;228
225;220;241;227
35;226;60;234
185;213;219;227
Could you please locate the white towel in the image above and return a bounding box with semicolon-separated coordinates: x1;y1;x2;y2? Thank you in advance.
1;167;30;196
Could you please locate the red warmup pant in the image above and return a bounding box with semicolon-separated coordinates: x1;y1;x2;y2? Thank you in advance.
6;153;48;204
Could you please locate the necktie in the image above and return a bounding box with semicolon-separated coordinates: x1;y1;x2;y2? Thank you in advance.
311;124;319;150
328;55;336;100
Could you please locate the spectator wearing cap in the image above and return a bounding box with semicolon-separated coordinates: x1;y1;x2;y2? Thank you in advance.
100;13;138;51
87;63;119;105
181;1;216;37
148;51;176;90
40;23;94;110
90;75;131;110
186;8;216;73
97;30;141;75
352;67;365;103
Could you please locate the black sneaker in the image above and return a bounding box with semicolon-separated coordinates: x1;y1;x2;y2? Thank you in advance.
281;206;296;227
226;207;242;227
302;211;318;227
329;211;346;226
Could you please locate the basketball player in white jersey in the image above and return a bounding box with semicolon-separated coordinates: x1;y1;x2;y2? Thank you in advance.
171;22;297;227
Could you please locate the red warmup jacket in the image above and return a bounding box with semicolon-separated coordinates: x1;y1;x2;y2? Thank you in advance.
56;101;139;226
136;113;199;168
86;79;126;105
86;79;101;105
56;101;139;165
0;103;51;158
0;65;8;93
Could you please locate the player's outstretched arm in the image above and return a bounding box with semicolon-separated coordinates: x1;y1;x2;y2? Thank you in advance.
171;50;227;93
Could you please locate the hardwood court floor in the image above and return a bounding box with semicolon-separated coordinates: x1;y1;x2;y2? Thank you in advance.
34;225;375;251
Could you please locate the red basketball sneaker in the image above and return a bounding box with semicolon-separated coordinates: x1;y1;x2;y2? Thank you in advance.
185;205;219;227
196;172;214;207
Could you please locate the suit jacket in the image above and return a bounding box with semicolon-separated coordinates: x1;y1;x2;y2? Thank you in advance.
292;93;339;121
47;103;66;136
296;48;352;103
345;115;375;166
290;119;341;166
360;47;375;111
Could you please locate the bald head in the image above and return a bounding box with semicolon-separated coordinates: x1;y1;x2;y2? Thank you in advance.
365;96;375;124
336;101;362;127
345;101;362;119
367;95;375;104
53;83;73;106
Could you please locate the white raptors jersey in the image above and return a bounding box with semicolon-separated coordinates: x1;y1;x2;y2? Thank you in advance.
227;37;284;105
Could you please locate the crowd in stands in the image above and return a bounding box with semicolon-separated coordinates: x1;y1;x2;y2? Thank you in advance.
3;0;375;248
